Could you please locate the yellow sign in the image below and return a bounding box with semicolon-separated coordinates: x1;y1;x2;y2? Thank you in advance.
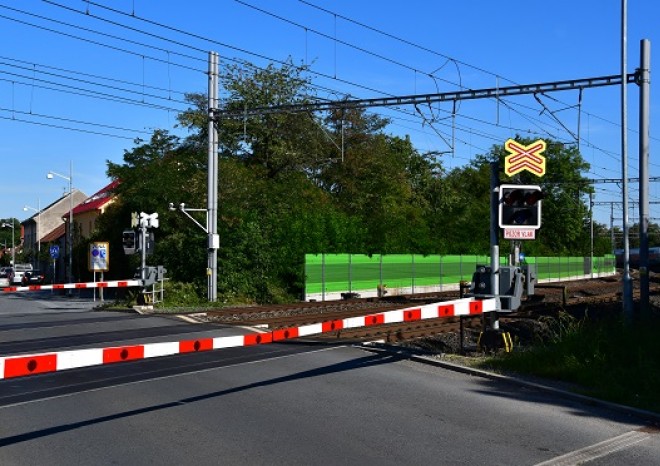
504;139;546;177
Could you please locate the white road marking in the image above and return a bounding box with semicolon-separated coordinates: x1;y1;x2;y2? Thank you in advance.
535;430;650;466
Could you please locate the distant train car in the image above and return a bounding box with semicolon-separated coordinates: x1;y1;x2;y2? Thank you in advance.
615;247;660;271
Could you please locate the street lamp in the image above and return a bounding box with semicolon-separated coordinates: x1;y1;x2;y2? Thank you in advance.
23;199;41;268
47;161;73;285
1;221;15;266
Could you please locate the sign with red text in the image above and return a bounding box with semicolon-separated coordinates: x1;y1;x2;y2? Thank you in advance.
503;228;536;240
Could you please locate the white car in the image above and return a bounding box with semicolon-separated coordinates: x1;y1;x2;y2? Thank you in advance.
12;264;33;285
0;266;13;287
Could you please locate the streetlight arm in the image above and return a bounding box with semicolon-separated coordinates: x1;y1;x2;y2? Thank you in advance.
47;171;70;181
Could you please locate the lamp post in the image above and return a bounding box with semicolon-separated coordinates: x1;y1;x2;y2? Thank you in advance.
1;221;15;266
47;161;73;285
23;199;41;268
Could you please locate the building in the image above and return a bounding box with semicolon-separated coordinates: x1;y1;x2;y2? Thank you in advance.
21;189;88;278
71;180;120;239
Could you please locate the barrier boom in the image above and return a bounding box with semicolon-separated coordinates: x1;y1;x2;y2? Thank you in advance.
2;279;142;293
0;297;497;380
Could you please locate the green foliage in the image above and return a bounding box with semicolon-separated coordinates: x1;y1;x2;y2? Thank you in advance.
161;280;206;307
90;61;613;304
482;315;660;413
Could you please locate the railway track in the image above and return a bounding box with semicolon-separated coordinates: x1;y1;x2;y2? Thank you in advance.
203;275;660;349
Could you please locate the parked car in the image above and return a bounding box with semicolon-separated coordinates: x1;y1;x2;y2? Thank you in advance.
21;270;45;286
12;263;33;285
0;266;13;287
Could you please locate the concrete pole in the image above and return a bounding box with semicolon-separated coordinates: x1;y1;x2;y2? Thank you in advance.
590;192;594;278
207;51;219;302
621;0;634;316
37;198;41;269
68;160;73;293
610;203;615;252
638;39;651;313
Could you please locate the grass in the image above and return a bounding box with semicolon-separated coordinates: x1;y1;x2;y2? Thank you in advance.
477;311;660;414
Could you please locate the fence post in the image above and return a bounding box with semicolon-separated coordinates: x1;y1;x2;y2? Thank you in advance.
439;255;444;291
348;254;352;293
379;254;383;294
321;253;326;302
412;254;415;295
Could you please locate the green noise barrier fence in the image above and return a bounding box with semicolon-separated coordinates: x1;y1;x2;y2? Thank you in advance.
305;253;615;300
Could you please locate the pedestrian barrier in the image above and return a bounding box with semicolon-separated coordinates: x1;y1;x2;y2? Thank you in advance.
0;296;497;380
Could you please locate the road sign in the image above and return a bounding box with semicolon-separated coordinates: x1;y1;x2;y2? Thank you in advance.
503;228;536;240
89;242;109;272
504;139;546;177
49;245;60;259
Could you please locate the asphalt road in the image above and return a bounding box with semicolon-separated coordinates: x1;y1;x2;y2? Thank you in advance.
0;292;658;465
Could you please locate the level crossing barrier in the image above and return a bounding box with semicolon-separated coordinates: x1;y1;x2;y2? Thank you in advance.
0;296;497;380
2;279;142;293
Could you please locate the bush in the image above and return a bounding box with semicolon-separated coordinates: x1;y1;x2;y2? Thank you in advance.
161;280;205;307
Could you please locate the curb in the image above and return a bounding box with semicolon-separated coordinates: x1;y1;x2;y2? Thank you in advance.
359;343;660;426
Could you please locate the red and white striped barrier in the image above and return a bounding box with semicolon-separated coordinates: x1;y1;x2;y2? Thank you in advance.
0;297;497;380
2;279;141;293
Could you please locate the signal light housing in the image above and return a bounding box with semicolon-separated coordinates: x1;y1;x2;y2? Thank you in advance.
122;230;137;255
499;184;543;229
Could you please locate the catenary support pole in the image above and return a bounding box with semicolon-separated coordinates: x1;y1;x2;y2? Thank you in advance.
638;38;651;314
207;51;219;302
590;191;594;279
621;0;634;316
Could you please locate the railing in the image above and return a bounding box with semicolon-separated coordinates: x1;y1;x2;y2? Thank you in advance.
305;253;616;301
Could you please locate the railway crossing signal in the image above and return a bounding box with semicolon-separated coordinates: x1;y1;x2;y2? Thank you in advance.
504;139;547;177
499;184;543;230
122;230;137;255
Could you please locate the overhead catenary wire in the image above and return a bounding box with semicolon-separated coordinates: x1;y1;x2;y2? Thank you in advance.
5;2;652;209
27;0;606;163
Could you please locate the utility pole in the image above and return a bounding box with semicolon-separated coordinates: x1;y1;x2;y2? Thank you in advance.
620;0;634;316
590;191;594;278
638;39;651;314
207;51;219;302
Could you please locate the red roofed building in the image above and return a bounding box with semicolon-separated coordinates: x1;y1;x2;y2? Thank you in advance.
72;179;120;239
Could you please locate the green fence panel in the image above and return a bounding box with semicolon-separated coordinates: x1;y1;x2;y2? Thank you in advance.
305;254;324;295
348;254;382;293
304;253;616;297
381;254;413;290
412;254;442;288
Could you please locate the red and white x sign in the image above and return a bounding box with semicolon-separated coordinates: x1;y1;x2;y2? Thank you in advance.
504;139;546;177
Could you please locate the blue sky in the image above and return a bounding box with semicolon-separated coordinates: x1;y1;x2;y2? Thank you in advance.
0;0;657;230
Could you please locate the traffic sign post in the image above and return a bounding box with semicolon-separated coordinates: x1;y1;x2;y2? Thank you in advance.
89;242;109;272
89;242;109;302
49;245;60;286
